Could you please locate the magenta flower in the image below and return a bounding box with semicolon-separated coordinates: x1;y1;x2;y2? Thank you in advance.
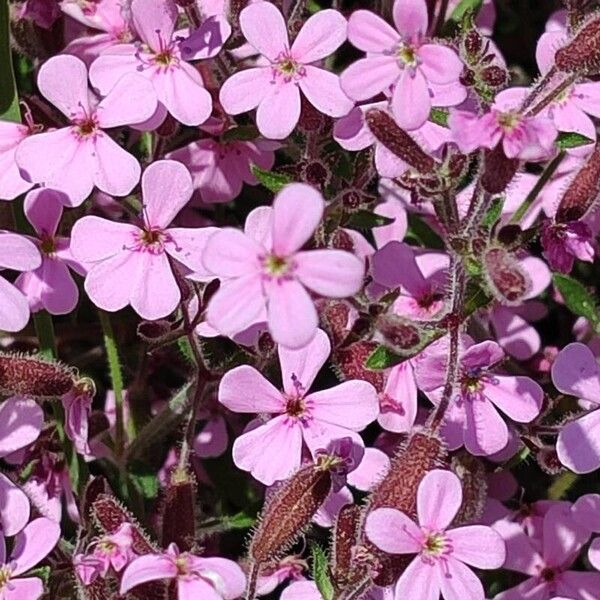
0;396;44;536
0;232;41;332
71;160;213;320
541;220;595;274
15;189;85;315
120;543;246;599
75;523;135;585
219;329;379;485
15;55;157;207
366;470;505;600
89;0;213;127
202;183;365;349
340;0;464;131
494;503;599;600
219;2;353;140
450;88;558;160
0;517;61;600
167;136;278;204
551;342;600;473
416;336;543;455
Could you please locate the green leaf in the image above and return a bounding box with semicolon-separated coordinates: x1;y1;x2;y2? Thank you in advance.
429;108;450;128
555;131;594;150
482;196;505;229
0;0;21;121
365;345;404;370
447;0;483;26
553;273;600;328
128;463;160;500
406;213;444;249
27;566;51;585
251;165;293;193
222;125;259;142
344;210;394;231
311;544;334;600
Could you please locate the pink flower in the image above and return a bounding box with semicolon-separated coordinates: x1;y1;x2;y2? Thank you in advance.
75;523;135;585
366;469;505;600
89;0;213;127
202;183;365;349
494;503;599;600
0;396;44;536
120;543;246;599
15;189;85;315
167;136;278;204
551;342;600;473
0;518;61;600
340;0;464;131
450;88;558;160
71;160;213;320
15;55;158;207
416;336;543;455
0;232;41;332
377;361;418;433
541;220;595;274
219;2;353;140
19;0;60;28
0;114;38;200
218;329;379;485
62;381;94;456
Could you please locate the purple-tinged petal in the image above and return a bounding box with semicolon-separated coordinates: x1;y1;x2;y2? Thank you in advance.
0;473;30;536
219;67;273;114
589;538;600;570
542;503;589;567
365;508;422;554
417;469;462;531
84;252;138;312
557;409;600;474
483;375;542;423
292;9;347;63
418;44;464;85
395;557;440;600
392;68;431;131
177;578;222;600
71;216;137;263
24;188;63;237
0;233;40;271
393;0;428;40
0;277;31;333
340;56;399;102
299;66;353;118
11;517;60;575
489;306;541;361
3;578;44;600
202;228;262;277
378;361;417;433
447;525;506;568
219;365;284;413
572;494;600;533
551;342;600;403
464;398;509;456
0;396;43;458
573;81;600;119
347;447;390;491
131;0;177;52
347;9;400;52
120;553;177;594
166;226;219;276
92;133;141;198
436;557;484;600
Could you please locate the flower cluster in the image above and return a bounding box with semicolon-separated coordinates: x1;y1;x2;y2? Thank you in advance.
3;1;600;599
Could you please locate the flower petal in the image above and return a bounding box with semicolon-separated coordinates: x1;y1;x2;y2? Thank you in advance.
418;44;464;85
84;252;138;312
464;398;509;456
239;1;288;61
417;469;462;531
0;473;30;536
395;557;440;600
483;375;542;423
11;517;60;575
131;0;177;52
219;68;273;115
202;228;262;277
256;83;301;140
347;9;400;52
120;554;177;594
292;9;347;63
219;365;284;413
392;68;431;131
365;508;422;554
92;134;141;198
551;342;600;403
436;556;484;600
393;0;428;39
557;409;600;474
0;277;31;333
71;216;137;263
340;56;399;102
447;525;506;568
160;64;213;126
299;66;353;117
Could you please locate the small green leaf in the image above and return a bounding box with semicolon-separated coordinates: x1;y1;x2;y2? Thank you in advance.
129;462;160;499
553;273;600;328
429;108;450;128
482;196;505;229
406;214;444;249
344;210;394;231
555;131;594;150
27;566;51;585
251;165;293;193
222;125;259;142
311;544;334;600
447;0;483;25
365;345;404;370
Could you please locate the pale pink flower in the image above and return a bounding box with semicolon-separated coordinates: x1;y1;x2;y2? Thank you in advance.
75;523;135;585
219;329;378;485
167;136;278;204
202;183;365;349
120;543;246;599
282;581;394;599
551;343;600;473
0;518;61;600
340;0;464;130
377;361;418;433
541;220;595;274
0;396;44;536
219;2;353;140
255;556;306;597
89;0;213;127
15;55;158;207
0;232;41;332
494;503;599;600
71;160;213;320
62;382;94;456
416;336;543;455
450;88;558;160
15;188;85;315
366;469;505;600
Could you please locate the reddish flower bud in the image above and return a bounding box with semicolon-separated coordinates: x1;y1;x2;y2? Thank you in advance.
555;15;600;74
331;504;362;587
0;352;75;398
483;247;531;305
376;314;426;356
480;65;509;87
332;341;386;391
451;453;488;525
318;300;352;347
365;109;435;174
481;145;519;194
161;467;197;551
463;29;483;59
556;143;600;222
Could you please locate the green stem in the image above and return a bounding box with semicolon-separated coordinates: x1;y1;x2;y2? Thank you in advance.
0;0;21;121
509;151;566;225
33;311;57;359
98;310;125;458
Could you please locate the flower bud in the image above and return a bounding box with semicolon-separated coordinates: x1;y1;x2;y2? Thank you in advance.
331;504;362;587
0;352;75;398
365;109;435;174
161;467;197;551
483;247;531;305
376;314;423;355
481;145;519;194
555;15;600;74
451;453;488;525
480;65;509;87
463;29;483;59
332;341;385;391
556;143;600;222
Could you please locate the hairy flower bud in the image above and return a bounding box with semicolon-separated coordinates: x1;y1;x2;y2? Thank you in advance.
376;314;423;355
481;145;519;194
483;247;531;305
556;143;600;222
332;341;386;391
480;65;509;87
555;15;600;74
365;109;435;174
331;504;362;587
451;453;488;525
463;29;483;59
0;352;75;398
161;467;197;551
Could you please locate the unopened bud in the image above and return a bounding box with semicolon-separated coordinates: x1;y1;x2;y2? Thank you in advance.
480;65;509;87
332;341;386;391
481;145;519;194
366;109;435;174
376;315;422;355
301;160;330;189
318;301;351;347
331;504;362;587
463;29;483;59
483;247;531;305
556;143;600;222
556;15;600;74
537;445;565;475
0;353;75;398
161;467;197;551
451;453;488;525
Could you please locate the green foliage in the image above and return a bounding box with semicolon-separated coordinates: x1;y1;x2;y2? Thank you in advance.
553;273;600;330
344;210;394;231
311;544;334;600
251;165;293;193
555;131;594;150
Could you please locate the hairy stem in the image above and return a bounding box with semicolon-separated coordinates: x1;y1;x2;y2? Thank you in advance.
34;311;58;359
